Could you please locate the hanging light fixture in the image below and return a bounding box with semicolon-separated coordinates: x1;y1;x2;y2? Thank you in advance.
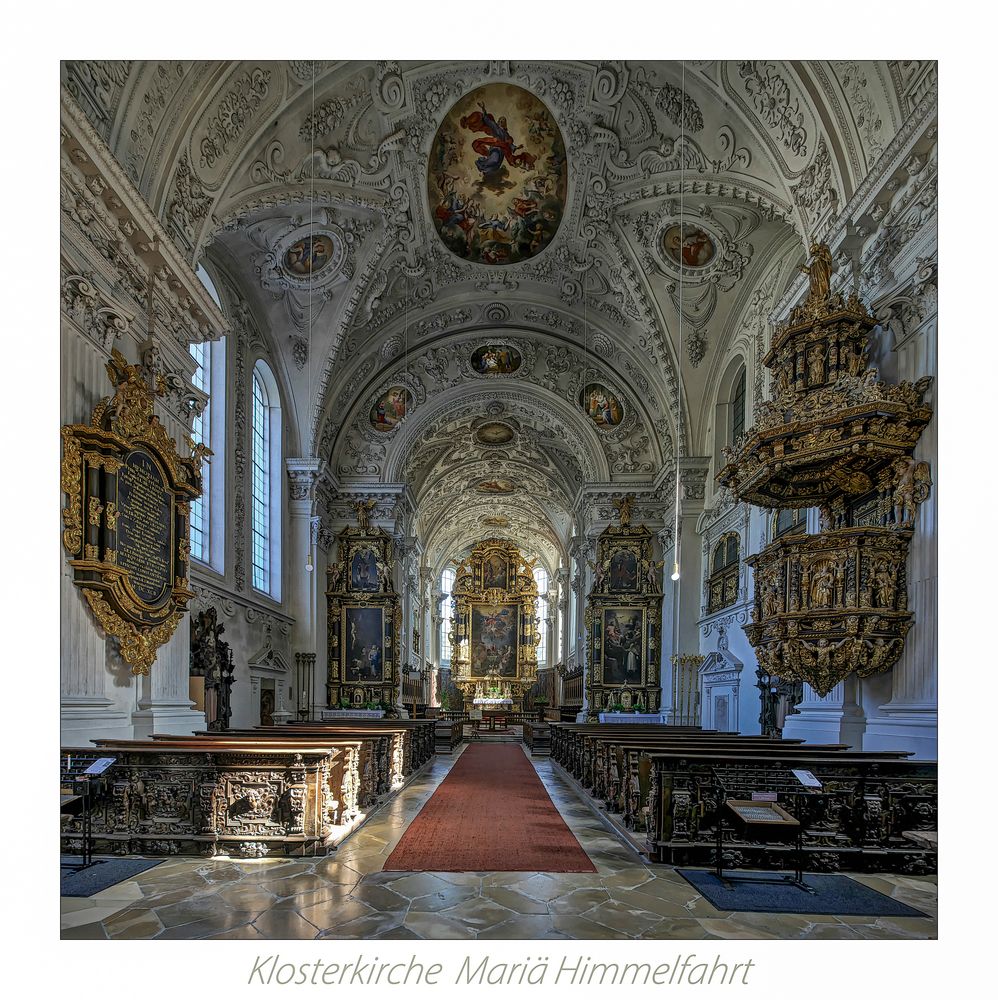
670;60;687;585
305;62;316;574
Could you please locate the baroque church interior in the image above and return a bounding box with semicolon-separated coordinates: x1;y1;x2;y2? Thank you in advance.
58;57;939;943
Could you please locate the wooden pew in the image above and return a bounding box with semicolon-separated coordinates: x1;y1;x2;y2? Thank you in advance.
63;740;337;859
639;747;937;874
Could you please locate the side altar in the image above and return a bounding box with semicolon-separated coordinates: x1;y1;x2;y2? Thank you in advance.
584;497;664;718
448;539;540;711
325;501;401;713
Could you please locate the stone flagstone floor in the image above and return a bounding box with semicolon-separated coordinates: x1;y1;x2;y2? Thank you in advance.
61;746;937;940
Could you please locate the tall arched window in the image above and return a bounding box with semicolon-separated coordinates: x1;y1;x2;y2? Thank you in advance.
534;566;549;668
189;340;211;564
440;568;456;666
251;361;282;599
773;508;808;539
189;264;226;573
707;532;740;613
731;366;746;442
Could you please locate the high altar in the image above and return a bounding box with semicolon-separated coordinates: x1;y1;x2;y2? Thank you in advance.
448;539;540;711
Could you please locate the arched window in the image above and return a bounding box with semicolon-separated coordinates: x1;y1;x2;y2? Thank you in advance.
533;566;549;668
189;264;226;573
773;508;808;539
707;532;740;613
189;340;211;564
731;366;746;442
440;567;456;666
251;361;282;599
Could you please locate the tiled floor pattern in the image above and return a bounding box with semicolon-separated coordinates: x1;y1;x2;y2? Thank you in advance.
61;746;937;940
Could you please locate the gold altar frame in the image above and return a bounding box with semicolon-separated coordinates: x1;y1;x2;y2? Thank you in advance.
325;508;400;709
584;511;663;716
449;538;540;707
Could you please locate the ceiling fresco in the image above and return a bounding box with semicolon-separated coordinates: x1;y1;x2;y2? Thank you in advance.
62;58;933;570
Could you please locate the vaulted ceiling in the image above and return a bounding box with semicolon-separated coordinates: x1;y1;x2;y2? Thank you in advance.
63;59;923;570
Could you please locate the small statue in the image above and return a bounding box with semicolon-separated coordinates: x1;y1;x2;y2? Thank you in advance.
810;564;835;609
807;343;826;386
613;494;635;527
800;242;834;306
354;499;377;530
872;560;896;609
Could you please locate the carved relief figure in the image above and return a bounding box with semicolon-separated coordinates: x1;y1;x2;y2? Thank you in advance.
810;563;835;608
872;559;896;609
807;343;826;385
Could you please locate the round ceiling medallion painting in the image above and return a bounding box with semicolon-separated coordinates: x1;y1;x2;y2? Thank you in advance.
662;223;717;269
428;83;568;265
475;422;516;445
284;233;338;276
470;344;522;376
580;383;624;428
370;387;411;433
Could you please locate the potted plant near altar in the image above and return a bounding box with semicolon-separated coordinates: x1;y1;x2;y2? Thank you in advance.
533;695;549;720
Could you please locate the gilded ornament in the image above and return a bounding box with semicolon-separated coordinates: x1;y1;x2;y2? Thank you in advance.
62;348;208;676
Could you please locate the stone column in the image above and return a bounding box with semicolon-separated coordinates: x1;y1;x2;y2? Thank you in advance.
782;677;867;750
286;459;320;720
568;536;592;720
864;263;938;758
661;460;709;722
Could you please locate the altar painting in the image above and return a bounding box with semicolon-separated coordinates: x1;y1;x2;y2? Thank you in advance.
482;552;509;591
344;606;384;683
470;604;518;677
609;550;639;591
601;607;643;686
350;546;379;592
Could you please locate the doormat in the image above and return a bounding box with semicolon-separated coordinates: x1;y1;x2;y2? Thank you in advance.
678;868;930;916
60;857;163;897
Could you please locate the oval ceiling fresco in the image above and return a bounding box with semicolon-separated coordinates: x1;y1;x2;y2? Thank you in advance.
470;344;522;376
580;383;624;428
370;386;411;432
475;421;516;445
661;223;717;269
428;83;568;265
284;233;339;276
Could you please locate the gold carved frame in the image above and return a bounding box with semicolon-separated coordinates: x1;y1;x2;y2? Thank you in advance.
449;538;539;707
325;506;401;709
61;349;207;674
584;507;663;715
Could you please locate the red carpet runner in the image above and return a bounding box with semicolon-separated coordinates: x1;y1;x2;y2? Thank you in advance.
383;744;597;872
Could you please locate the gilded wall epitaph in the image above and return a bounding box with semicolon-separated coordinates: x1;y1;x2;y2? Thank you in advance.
61;349;208;674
